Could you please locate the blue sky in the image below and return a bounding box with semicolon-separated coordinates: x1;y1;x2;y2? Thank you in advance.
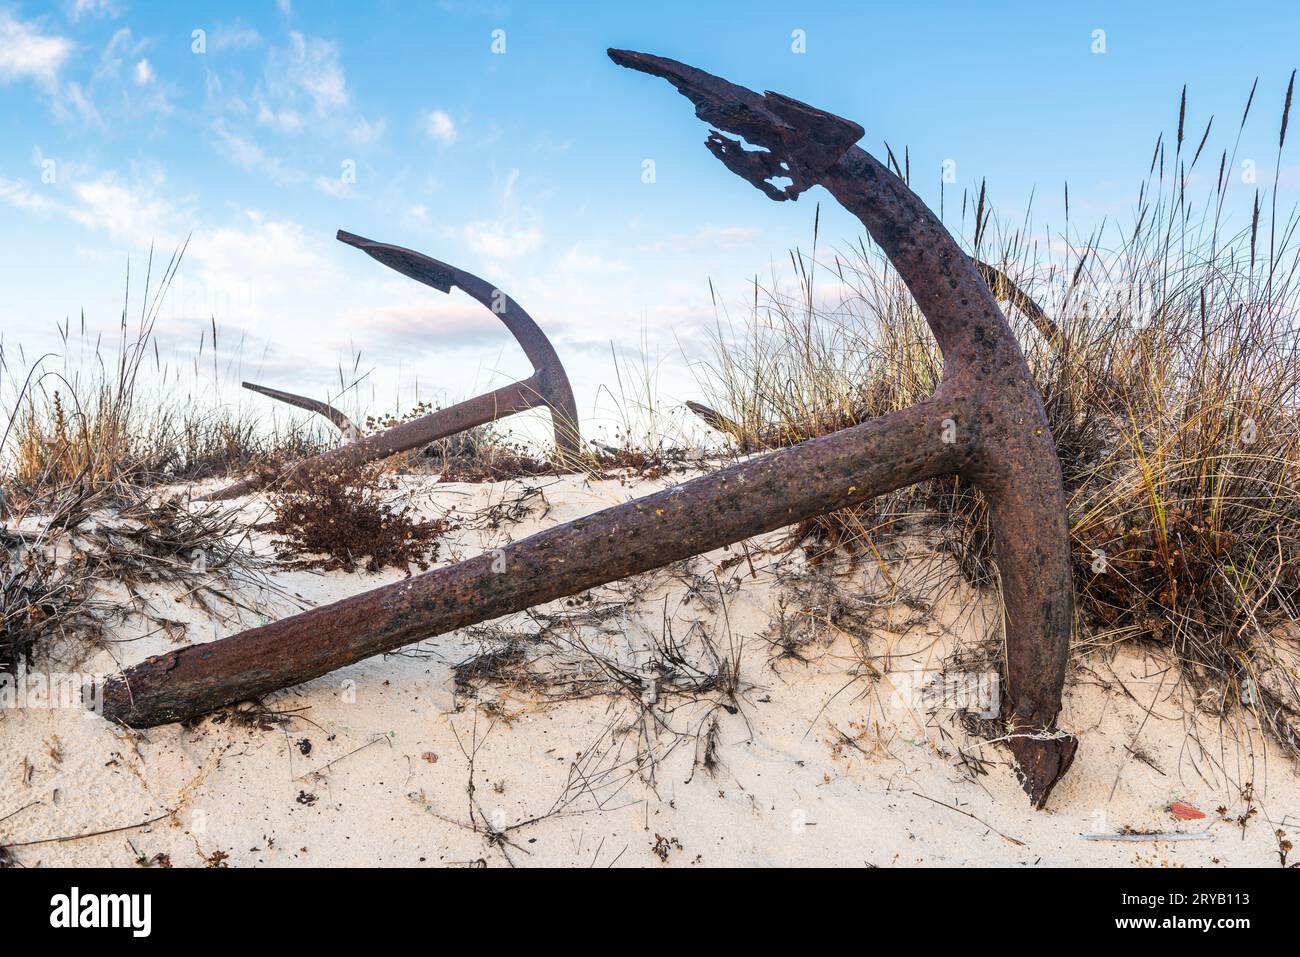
1;1;1297;441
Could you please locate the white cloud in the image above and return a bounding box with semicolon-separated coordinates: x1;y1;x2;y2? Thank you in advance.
0;176;69;216
462;167;543;260
70;0;117;21
210;120;269;167
210;23;262;52
257;101;303;133
0;170;179;249
561;243;626;273
238;32;351;144
0;13;72;88
57;80;100;125
98;27;146;80
350;115;385;145
209;118;304;184
313;175;352;198
214;31;377;163
696;224;760;246
72;174;176;246
38;27;174;123
0;163;331;334
424;108;457;144
463;220;542;260
188;212;321;304
266;32;347;116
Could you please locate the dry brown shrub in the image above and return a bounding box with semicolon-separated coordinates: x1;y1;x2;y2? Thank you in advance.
266;460;453;574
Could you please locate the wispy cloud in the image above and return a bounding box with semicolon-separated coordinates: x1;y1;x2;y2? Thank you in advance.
55;80;98;125
205;30;379;184
350;115;385;145
188;210;323;314
463;219;542;259
210;21;262;52
264;32;348;118
0;12;72;88
424;108;457;144
0;176;69;216
356;300;531;357
314;174;353;199
69;0;118;21
0;160;334;334
28;27;176;126
209;118;305;184
256;100;303;133
72;174;178;246
462;168;544;260
0;170;178;248
637;224;761;253
96;27;147;82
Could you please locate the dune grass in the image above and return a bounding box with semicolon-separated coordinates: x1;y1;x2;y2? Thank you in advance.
0;247;325;672
0;244;334;511
689;76;1300;750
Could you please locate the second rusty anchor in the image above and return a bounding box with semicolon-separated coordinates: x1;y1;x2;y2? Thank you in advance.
205;230;582;501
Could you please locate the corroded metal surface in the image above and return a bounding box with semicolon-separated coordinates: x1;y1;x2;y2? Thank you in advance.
241;381;361;441
203;231;581;501
608;48;1076;803
100;52;1077;807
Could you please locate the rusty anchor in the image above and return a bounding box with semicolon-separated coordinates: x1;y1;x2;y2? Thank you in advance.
98;51;1077;806
203;230;582;501
240;382;362;441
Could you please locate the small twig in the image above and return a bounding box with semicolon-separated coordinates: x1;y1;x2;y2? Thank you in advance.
294;734;390;781
908;791;1025;846
0;800;40;826
3;809;174;849
1079;832;1212;842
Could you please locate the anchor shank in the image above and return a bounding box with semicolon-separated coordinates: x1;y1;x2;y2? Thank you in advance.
101;399;958;726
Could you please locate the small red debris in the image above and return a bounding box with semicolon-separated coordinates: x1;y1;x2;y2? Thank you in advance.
1171;801;1206;820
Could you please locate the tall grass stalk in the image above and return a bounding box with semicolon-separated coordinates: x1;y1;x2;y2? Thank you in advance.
692;78;1300;751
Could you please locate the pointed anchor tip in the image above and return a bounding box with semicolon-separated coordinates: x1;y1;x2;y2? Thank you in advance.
335;229;370;249
1008;731;1079;809
606;48;673;75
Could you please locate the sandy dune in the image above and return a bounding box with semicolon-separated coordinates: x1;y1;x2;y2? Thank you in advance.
2;471;1296;867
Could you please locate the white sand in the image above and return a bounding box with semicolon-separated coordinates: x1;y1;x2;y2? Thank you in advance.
2;471;1297;867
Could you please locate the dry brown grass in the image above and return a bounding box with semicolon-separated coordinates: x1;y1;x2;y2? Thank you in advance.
0;248;331;671
1;260;326;507
691;77;1300;749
